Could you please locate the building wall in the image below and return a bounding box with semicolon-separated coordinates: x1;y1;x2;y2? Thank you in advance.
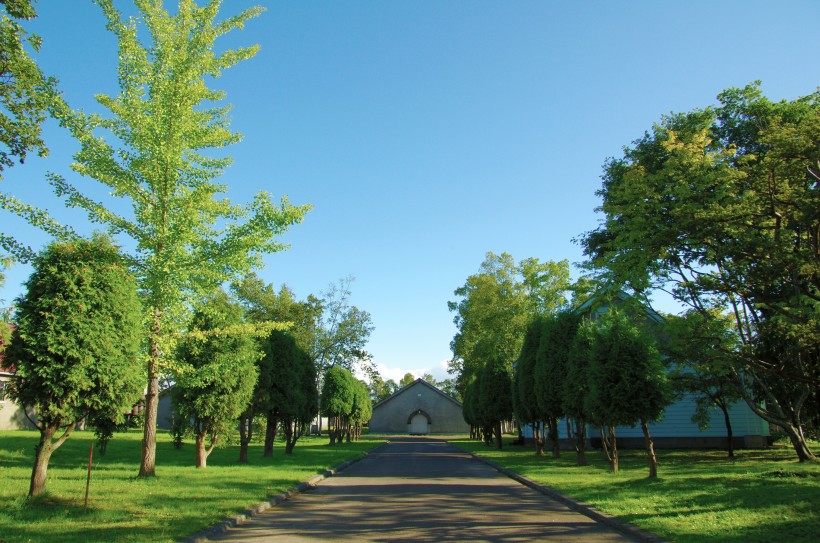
369;380;470;435
0;375;36;430
520;395;769;449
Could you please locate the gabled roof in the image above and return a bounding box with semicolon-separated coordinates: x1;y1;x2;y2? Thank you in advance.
372;378;462;410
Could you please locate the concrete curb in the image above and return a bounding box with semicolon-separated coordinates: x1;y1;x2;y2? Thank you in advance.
466;451;669;543
180;449;377;543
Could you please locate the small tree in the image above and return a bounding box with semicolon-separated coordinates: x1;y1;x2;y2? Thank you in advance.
563;321;593;466
173;291;259;468
321;366;355;445
349;379;372;441
3;236;142;496
586;311;669;477
479;358;513;449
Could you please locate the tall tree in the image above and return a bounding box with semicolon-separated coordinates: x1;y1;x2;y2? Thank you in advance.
3;236;142;496
513;317;544;455
582;83;819;461
173;290;259;468
479;357;513;449
448;252;572;395
0;1;310;477
534;311;580;458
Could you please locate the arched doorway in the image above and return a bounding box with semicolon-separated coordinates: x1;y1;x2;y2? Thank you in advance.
407;410;431;435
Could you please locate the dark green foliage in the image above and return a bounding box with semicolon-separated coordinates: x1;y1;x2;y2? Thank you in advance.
534;311;580;457
321;366;356;444
4;236;142;494
585;311;669;476
173;291;259;468
480;358;513;449
586;311;668;426
514;317;542;425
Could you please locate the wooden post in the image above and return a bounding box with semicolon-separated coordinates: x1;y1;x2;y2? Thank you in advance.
84;442;94;513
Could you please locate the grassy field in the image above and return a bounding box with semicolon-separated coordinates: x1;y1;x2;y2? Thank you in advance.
454;438;820;543
0;430;384;543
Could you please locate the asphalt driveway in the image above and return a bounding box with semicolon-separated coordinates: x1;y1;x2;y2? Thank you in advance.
209;438;642;542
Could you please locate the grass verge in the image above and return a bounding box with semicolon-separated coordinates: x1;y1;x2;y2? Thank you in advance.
454;439;819;543
0;430;384;543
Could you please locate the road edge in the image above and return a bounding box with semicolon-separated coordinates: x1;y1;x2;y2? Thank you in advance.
463;448;669;543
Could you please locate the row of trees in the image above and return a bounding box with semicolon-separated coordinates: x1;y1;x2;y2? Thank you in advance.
1;236;372;493
516;307;669;477
451;84;818;468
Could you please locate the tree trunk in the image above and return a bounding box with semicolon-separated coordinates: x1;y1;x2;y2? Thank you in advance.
548;417;560;458
572;418;587;466
600;425;618;473
641;418;657;479
264;416;277;457
195;431;207;468
783;422;816;462
719;403;734;459
238;412;254;463
533;423;544;456
139;320;162;478
495;420;503;449
29;421;75;497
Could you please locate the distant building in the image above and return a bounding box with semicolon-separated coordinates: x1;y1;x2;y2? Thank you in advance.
0;329;35;430
369;378;470;435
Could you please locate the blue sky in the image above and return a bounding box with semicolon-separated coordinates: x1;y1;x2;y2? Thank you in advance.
1;1;818;382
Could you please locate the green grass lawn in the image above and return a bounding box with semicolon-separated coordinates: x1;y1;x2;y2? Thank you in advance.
454;438;820;543
0;430;384;543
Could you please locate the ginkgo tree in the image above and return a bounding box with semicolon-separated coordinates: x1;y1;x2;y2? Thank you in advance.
0;0;310;477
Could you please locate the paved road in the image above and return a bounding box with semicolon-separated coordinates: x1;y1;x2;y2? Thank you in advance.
210;438;639;542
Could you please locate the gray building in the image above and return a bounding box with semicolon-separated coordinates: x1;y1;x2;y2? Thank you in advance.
369;379;469;435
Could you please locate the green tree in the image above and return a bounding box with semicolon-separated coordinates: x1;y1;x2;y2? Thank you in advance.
586;311;669;477
582;83;818;461
368;372;398;403
321;365;355;445
172;290;259;468
0;1;312;477
282;346;317;454
399;372;416;388
448;252;572;396
513;317;545;455
534;311;580;458
662;309;744;458
479;357;513;449
349;378;372;442
2;236;142;496
563;321;593;466
0;0;53;177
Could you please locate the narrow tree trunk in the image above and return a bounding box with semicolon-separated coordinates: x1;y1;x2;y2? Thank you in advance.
641;418;657;478
517;421;525;446
238;413;254;463
533;423;544;456
573;419;587;466
495;420;503;449
783;422;815;462
139;352;160;477
609;426;619;474
719;403;734;459
600;425;618;473
195;430;207;468
264;416;277;457
548;417;560;458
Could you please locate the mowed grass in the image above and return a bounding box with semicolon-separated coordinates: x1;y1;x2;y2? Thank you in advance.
0;430;384;543
454;439;820;543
